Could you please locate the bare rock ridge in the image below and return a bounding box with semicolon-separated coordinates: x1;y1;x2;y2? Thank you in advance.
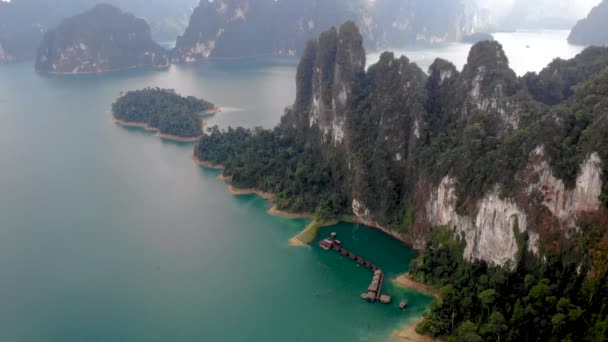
35;4;169;74
172;0;485;62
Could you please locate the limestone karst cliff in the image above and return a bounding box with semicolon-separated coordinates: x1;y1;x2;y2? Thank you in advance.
35;4;169;74
173;0;483;62
196;22;607;269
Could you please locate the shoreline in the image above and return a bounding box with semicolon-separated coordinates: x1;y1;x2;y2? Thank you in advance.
192;156;437;339
191;154;225;169
37;64;168;76
393;273;439;299
393;319;443;342
225;185;274;200
192;156;415;247
267;205;311;219
288;219;339;246
113;118;203;142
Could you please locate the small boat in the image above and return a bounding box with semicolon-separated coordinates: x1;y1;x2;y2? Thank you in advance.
399;301;408;310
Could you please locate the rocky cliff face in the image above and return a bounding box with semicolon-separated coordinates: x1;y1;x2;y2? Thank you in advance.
35;4;169;74
173;0;483;62
289;24;607;266
568;0;608;46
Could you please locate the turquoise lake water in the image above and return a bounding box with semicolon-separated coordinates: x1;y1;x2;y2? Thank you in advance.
0;29;582;340
0;60;430;341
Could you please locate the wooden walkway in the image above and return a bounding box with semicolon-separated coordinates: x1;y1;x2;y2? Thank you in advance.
318;234;391;304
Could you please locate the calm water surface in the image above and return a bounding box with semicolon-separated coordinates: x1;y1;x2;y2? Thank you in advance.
368;30;585;75
0;30;582;341
0;60;429;342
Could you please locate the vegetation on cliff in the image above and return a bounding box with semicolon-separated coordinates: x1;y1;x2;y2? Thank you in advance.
411;213;608;341
194;22;608;340
35;4;169;74
568;0;608;46
112;88;214;138
0;0;196;62
173;0;482;62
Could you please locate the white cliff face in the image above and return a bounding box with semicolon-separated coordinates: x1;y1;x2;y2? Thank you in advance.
526;147;602;229
426;177;528;266
423;148;604;266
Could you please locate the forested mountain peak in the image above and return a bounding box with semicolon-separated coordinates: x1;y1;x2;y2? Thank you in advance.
0;0;197;62
35;4;169;74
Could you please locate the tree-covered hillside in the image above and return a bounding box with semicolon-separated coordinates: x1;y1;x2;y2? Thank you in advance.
569;0;608;46
113;88;214;138
35;4;170;74
173;0;483;62
194;22;608;340
0;0;197;62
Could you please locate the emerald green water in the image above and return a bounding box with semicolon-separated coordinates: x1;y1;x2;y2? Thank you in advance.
0;61;431;341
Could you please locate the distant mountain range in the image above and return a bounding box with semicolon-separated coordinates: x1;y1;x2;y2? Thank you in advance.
173;0;485;62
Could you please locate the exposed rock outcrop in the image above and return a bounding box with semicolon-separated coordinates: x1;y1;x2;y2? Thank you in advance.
35;4;169;74
196;23;608;267
173;0;484;62
293;25;606;266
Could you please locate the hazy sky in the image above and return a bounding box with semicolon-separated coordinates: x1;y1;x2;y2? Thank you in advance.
476;0;602;20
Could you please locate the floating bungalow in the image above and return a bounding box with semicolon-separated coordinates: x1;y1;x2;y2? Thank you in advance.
317;232;395;306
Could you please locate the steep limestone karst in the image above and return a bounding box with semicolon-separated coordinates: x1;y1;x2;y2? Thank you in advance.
196;22;608;268
173;0;482;62
194;22;608;341
35;4;169;74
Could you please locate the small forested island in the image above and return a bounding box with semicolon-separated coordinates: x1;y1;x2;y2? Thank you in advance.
35;4;169;74
568;0;608;46
112;88;216;141
194;22;608;341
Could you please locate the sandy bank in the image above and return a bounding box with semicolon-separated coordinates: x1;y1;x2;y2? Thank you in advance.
113;118;203;142
226;185;275;200
394;319;443;342
157;133;201;142
217;174;233;182
267;205;311;219
289;219;339;247
191;155;225;170
393;273;439;299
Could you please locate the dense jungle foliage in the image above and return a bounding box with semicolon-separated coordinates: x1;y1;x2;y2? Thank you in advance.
112;87;214;138
193;24;608;341
410;216;608;341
